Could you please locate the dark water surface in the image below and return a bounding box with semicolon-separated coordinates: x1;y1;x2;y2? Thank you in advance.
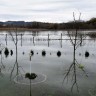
0;30;96;96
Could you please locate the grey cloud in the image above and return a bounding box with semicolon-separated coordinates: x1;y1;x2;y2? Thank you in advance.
0;0;96;22
23;7;63;13
0;14;26;21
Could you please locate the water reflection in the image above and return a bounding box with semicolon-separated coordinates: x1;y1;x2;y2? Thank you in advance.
87;32;96;39
0;30;96;96
0;50;5;77
0;43;5;77
5;34;7;46
9;30;37;96
21;34;23;46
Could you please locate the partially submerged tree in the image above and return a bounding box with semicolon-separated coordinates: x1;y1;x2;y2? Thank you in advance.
63;12;88;92
9;29;25;80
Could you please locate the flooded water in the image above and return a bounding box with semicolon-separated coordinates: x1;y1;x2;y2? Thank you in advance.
0;30;96;96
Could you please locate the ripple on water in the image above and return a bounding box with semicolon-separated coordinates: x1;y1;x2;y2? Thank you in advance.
14;73;47;85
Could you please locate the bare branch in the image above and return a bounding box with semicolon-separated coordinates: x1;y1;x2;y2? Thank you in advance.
10;62;16;80
9;32;16;45
62;63;74;84
67;31;74;45
63;12;88;92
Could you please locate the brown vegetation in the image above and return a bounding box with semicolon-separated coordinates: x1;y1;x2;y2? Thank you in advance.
0;18;96;31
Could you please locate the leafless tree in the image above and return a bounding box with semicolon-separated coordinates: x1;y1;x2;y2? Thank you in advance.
62;12;88;92
9;29;25;80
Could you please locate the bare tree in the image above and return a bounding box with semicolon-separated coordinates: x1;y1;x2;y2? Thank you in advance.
9;29;25;80
62;12;88;92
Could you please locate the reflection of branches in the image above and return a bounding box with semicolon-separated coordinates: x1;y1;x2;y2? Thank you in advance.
10;60;25;80
63;56;79;92
0;44;5;77
0;51;5;69
63;12;88;92
0;51;5;77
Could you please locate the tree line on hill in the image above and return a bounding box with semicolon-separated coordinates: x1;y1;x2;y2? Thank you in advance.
0;17;96;29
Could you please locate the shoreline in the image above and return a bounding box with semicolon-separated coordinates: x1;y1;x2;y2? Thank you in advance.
0;28;49;32
0;27;96;32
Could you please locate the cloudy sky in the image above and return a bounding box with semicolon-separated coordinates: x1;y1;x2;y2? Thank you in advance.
0;0;96;23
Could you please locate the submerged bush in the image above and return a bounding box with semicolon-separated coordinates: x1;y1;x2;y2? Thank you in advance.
10;50;13;56
57;51;61;57
85;51;89;58
25;73;30;78
42;50;46;56
22;52;25;55
30;50;34;56
78;64;84;69
4;47;9;58
25;73;37;80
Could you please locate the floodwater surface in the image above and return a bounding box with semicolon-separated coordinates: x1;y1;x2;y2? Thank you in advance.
0;30;96;96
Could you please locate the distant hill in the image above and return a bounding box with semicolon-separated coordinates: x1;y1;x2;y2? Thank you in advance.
0;18;96;29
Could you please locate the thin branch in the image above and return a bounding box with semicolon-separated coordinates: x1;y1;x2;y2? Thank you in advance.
9;32;16;45
62;63;74;84
10;62;16;80
67;31;74;45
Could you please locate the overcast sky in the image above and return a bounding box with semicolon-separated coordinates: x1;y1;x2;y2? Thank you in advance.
0;0;96;23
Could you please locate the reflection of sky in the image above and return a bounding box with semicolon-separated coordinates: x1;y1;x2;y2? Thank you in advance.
0;0;96;22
